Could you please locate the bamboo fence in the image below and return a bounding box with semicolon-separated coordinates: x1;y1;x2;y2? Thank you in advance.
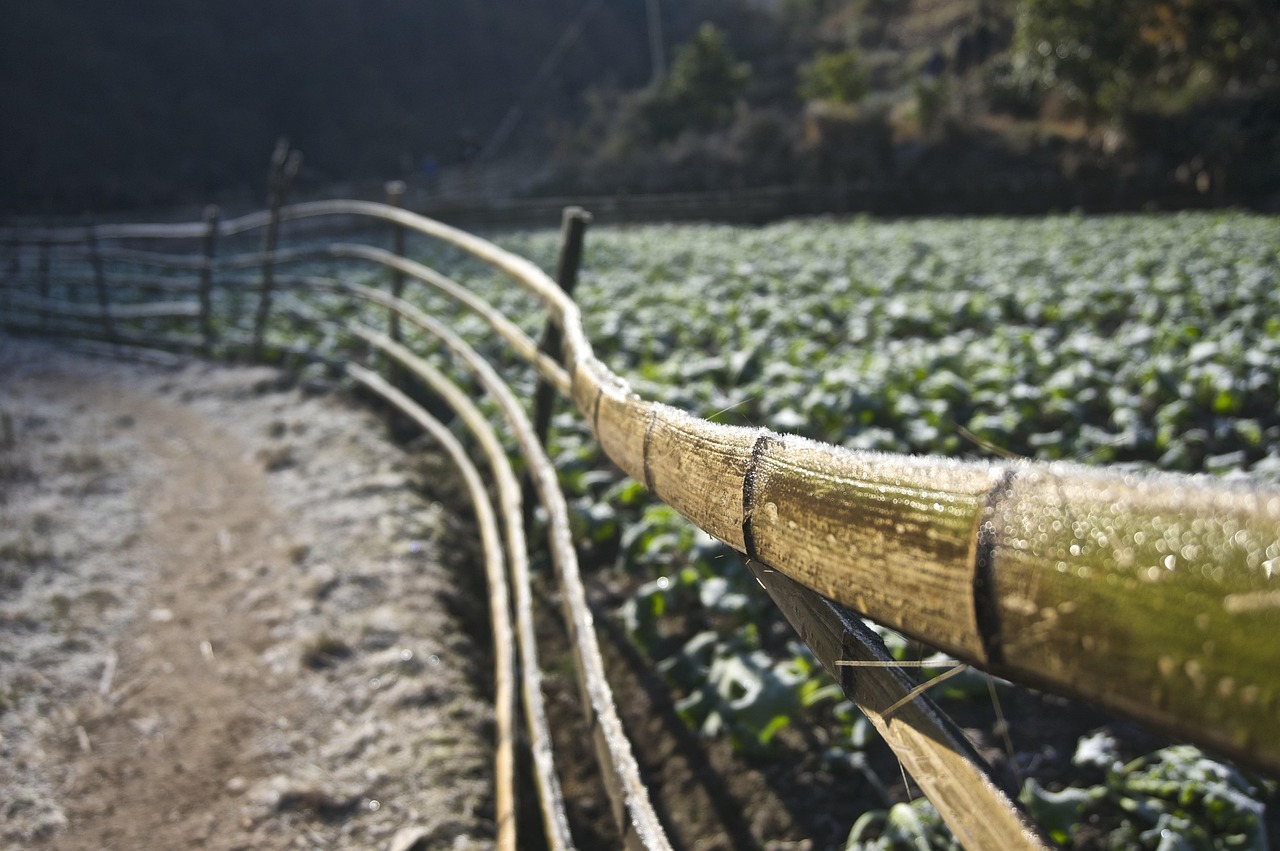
3;188;1278;849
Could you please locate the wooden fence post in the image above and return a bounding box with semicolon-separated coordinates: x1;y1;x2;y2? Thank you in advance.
524;206;592;527
200;204;220;355
37;238;50;332
87;224;114;341
384;180;407;388
0;237;15;328
253;140;302;360
384;180;407;340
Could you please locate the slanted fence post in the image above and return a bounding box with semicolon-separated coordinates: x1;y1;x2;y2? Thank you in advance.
87;223;114;341
524;206;592;526
254;140;301;360
200;204;220;355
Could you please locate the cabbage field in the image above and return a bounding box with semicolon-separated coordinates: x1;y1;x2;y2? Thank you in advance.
403;211;1279;848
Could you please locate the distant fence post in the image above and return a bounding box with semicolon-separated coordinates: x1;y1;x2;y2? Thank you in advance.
37;238;50;332
199;204;220;355
524;206;592;525
384;180;407;388
0;236;15;327
87;224;115;341
253;139;302;359
384;180;407;340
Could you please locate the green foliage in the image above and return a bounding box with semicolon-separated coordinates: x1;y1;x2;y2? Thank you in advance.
1012;0;1280;123
799;49;870;106
643;23;753;139
845;798;962;850
1021;741;1272;849
1012;0;1149;122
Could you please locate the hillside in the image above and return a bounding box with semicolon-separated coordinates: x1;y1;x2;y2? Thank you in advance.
4;0;1278;216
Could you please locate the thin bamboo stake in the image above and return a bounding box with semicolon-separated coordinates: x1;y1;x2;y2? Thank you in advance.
384;181;408;390
345;364;518;851
384;181;407;345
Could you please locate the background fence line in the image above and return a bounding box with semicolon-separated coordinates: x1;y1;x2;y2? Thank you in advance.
3;195;1278;848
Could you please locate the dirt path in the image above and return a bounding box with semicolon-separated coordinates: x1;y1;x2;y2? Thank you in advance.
0;337;497;850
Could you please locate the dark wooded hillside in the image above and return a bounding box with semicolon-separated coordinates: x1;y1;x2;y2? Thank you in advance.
0;0;653;213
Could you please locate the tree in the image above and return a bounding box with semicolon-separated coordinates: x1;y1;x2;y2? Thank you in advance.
1012;0;1151;125
642;22;752;139
798;49;870;106
1012;0;1280;125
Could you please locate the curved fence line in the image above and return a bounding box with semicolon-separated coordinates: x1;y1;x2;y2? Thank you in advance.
4;199;1278;846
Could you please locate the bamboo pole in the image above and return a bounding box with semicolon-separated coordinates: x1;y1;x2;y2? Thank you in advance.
383;180;407;390
384;181;407;344
306;286;670;850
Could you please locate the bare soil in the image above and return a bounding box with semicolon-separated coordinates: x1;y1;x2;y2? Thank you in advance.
0;337;497;850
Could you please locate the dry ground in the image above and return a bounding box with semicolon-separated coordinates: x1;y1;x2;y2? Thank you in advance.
0;336;497;850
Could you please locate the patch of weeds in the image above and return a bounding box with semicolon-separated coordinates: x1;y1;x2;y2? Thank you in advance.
58;449;106;474
0;535;56;584
256;444;295;472
301;632;353;670
0;457;36;484
275;787;360;822
79;587;120;614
